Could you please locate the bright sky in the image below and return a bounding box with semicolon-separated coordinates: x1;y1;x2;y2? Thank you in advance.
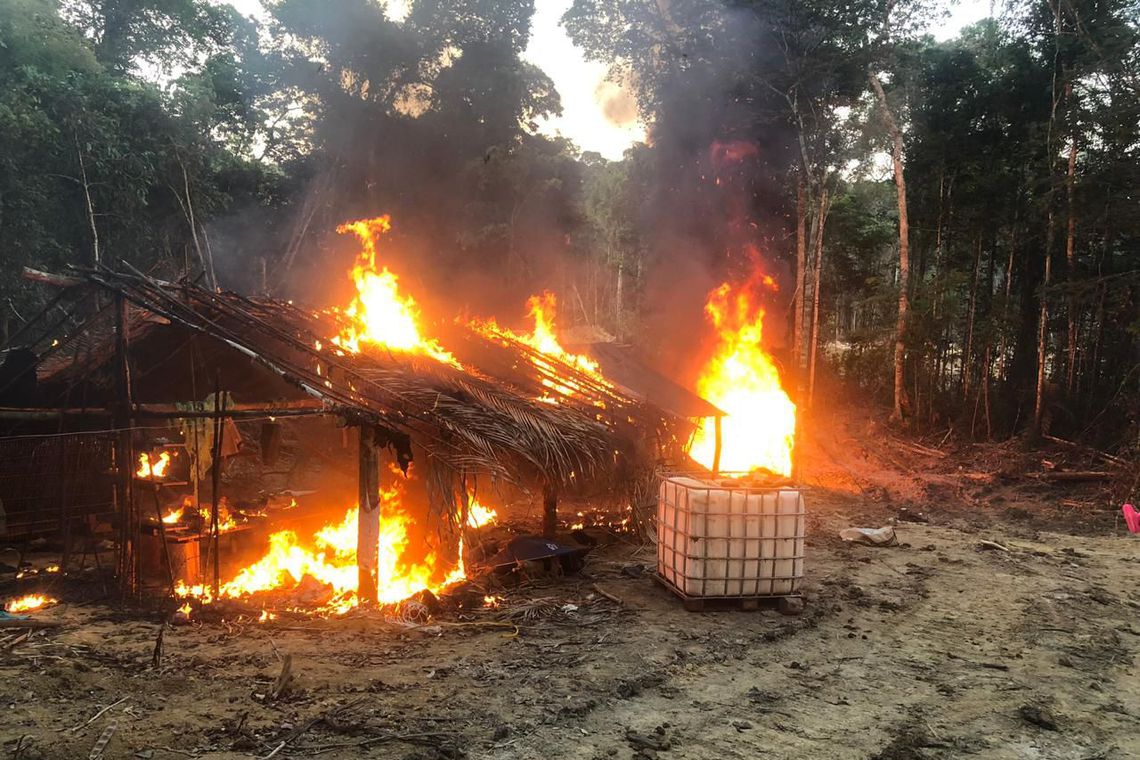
937;0;996;40
522;0;645;160
221;0;994;161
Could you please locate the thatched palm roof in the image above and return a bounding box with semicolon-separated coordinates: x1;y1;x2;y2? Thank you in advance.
34;268;677;488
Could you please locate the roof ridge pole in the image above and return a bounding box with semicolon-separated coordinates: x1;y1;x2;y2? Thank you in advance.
357;423;380;606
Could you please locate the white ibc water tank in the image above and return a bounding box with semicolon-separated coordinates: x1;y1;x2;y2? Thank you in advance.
657;477;805;598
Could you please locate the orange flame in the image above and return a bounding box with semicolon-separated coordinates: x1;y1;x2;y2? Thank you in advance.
175;473;465;614
136;452;171;479
521;292;603;376
6;594;56;613
161;496;193;525
688;275;796;477
198;500;239;533
466;499;497;528
331;216;456;365
473;291;609;399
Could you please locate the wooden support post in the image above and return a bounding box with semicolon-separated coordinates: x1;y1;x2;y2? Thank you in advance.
209;379;225;600
357;425;380;605
113;295;136;596
711;415;723;477
542;483;558;539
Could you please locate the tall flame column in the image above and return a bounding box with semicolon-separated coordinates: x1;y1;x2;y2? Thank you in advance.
357;425;381;605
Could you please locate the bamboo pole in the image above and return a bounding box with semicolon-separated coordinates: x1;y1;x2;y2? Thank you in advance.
113;294;137;596
0;400;326;421
209;376;224;599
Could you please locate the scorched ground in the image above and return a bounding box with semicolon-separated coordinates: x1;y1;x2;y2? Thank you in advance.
2;407;1136;760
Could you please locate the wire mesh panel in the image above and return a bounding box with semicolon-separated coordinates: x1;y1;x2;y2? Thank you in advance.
0;432;116;544
657;476;805;598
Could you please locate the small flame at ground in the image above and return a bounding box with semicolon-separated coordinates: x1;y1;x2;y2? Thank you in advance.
160;497;239;533
466;500;496;528
161;496;192;525
332;216;456;365
198;500;239;533
483;595;501;608
6;594;56;613
689;274;796;477
176;476;466;614
137;452;171;479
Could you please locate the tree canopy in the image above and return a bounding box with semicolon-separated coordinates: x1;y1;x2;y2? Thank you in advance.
1;0;1137;449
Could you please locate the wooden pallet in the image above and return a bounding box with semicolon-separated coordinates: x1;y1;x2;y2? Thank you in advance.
653;573;804;615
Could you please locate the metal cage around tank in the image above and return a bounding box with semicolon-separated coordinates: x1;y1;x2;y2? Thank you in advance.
656;476;805;600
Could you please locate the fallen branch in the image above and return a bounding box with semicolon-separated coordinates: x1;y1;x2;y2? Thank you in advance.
592;584;624;606
259;741;287;760
893;438;947;458
959;472;995;482
1043;434;1127;466
68;697;129;734
304;731;454;756
1030;471;1113;482
22;266;83;288
0;618;63;630
423;621;519;635
978;540;1010;552
2;630;32;651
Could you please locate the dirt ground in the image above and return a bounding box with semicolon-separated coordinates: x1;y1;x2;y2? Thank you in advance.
3;411;1138;760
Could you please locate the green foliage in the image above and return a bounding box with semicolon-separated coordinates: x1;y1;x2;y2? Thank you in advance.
1;0;1136;449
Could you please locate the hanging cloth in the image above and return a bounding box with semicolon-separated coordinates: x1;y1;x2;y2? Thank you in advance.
176;392;241;489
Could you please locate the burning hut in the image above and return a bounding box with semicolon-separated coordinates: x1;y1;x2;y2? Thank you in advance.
1;214;811;618
0;252;705;614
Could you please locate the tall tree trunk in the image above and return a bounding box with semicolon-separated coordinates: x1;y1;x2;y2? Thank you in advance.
1064;116;1078;393
931;171;947;320
75;133;100;267
807;187;831;407
869;71;911;423
174;155;213;290
982;343;993;440
1090;280;1106;394
614;246;624;339
793;175;807;376
1034;211;1055;436
963;236;982;399
996;202;1021;390
1035;2;1064;438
